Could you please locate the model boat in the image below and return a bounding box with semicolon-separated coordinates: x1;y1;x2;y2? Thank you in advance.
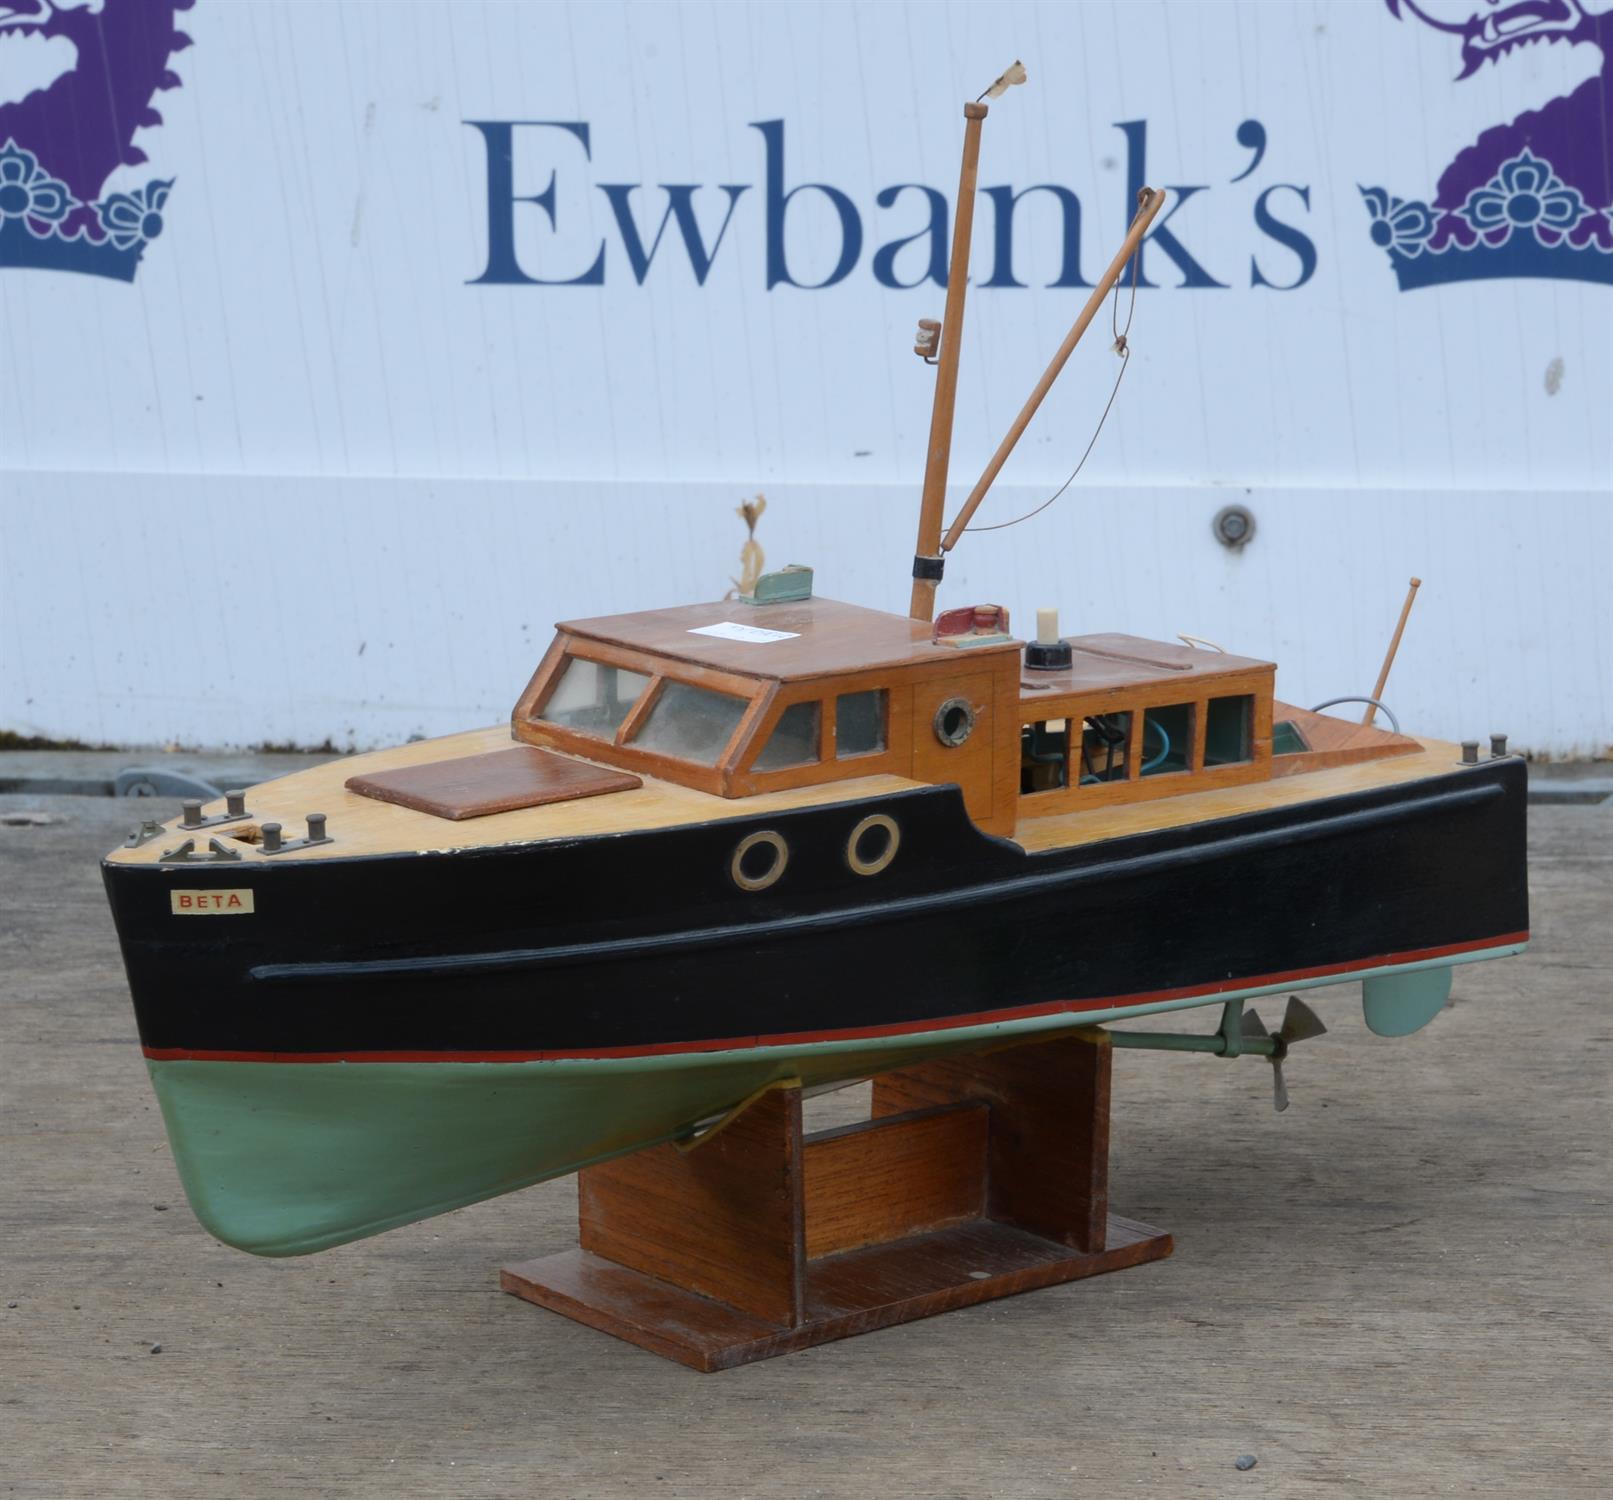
101;79;1528;1259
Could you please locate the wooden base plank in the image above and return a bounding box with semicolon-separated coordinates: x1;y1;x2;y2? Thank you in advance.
502;1215;1172;1372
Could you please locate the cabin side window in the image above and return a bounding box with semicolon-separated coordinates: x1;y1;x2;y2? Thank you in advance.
1204;695;1254;766
1141;703;1194;776
753;700;822;771
538;658;652;739
1022;712;1140;791
1021;719;1071;792
1078;713;1132;784
835;690;887;757
630;680;750;764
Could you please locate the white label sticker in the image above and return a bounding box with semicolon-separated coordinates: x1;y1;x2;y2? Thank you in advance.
687;621;800;644
171;889;255;916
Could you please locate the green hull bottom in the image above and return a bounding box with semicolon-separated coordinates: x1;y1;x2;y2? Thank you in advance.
148;945;1523;1257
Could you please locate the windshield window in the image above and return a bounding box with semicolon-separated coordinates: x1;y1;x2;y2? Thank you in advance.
539;657;651;739
631;680;750;764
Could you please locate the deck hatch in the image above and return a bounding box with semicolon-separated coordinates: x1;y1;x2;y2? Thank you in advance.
345;747;641;821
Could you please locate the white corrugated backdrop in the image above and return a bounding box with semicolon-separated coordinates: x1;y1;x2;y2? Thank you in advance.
1;0;1609;753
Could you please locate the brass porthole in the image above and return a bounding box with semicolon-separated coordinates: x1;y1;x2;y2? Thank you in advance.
933;697;976;747
846;813;900;877
731;829;788;892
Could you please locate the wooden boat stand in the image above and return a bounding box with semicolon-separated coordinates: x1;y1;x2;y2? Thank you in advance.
500;1029;1173;1371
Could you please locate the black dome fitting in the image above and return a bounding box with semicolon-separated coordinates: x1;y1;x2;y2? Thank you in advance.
1024;639;1073;671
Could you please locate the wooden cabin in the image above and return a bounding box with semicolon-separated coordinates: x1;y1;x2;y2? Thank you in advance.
512;597;1023;836
511;594;1422;842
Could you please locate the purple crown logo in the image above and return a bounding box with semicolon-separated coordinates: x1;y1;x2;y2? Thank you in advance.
0;0;192;283
1361;0;1613;290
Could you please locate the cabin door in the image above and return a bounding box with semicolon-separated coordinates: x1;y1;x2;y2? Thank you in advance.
911;672;996;825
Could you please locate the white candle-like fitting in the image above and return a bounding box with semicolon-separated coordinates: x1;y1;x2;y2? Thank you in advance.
1036;607;1059;646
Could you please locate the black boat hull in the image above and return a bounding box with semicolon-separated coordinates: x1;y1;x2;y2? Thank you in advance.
106;756;1529;1063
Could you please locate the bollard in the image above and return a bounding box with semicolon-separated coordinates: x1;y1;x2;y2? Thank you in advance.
1490;734;1508;758
262;821;283;853
306;812;327;844
1461;741;1479;765
226;789;247;818
181;799;203;827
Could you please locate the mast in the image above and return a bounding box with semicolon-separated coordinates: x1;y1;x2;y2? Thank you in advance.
909;101;989;623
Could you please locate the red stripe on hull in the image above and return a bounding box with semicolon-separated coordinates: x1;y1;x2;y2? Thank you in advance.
140;931;1527;1066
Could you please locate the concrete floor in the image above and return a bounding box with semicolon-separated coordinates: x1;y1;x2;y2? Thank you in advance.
3;793;1609;1498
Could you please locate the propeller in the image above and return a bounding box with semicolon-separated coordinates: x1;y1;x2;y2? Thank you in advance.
1241;996;1328;1112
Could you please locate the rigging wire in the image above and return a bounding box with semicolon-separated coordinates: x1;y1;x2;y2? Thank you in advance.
953;236;1142;538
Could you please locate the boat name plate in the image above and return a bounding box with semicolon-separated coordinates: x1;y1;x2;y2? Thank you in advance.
170;889;256;916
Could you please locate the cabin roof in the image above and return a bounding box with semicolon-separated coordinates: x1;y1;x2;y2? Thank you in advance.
557;597;1019;684
1022;633;1275;696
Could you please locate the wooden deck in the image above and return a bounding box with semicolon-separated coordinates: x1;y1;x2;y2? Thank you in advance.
105;723;1472;867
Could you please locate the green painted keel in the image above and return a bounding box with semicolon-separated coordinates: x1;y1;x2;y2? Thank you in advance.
149;1032;991;1257
147;942;1525;1257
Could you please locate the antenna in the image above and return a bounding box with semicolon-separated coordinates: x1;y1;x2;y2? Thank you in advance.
1364;578;1422;726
